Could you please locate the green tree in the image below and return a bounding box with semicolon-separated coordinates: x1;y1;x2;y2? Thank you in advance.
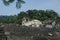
26;9;59;21
46;10;59;20
18;11;27;19
16;11;27;24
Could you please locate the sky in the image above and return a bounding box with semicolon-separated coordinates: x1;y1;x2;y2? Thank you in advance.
0;0;60;16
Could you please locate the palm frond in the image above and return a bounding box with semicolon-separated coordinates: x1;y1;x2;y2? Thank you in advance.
16;1;21;9
2;0;14;6
16;0;25;9
2;0;25;8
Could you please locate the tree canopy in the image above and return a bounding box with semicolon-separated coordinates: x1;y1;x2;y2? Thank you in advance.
0;9;60;24
17;9;59;24
18;9;59;20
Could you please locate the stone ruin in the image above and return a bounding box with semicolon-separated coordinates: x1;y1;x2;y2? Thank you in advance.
0;23;60;40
